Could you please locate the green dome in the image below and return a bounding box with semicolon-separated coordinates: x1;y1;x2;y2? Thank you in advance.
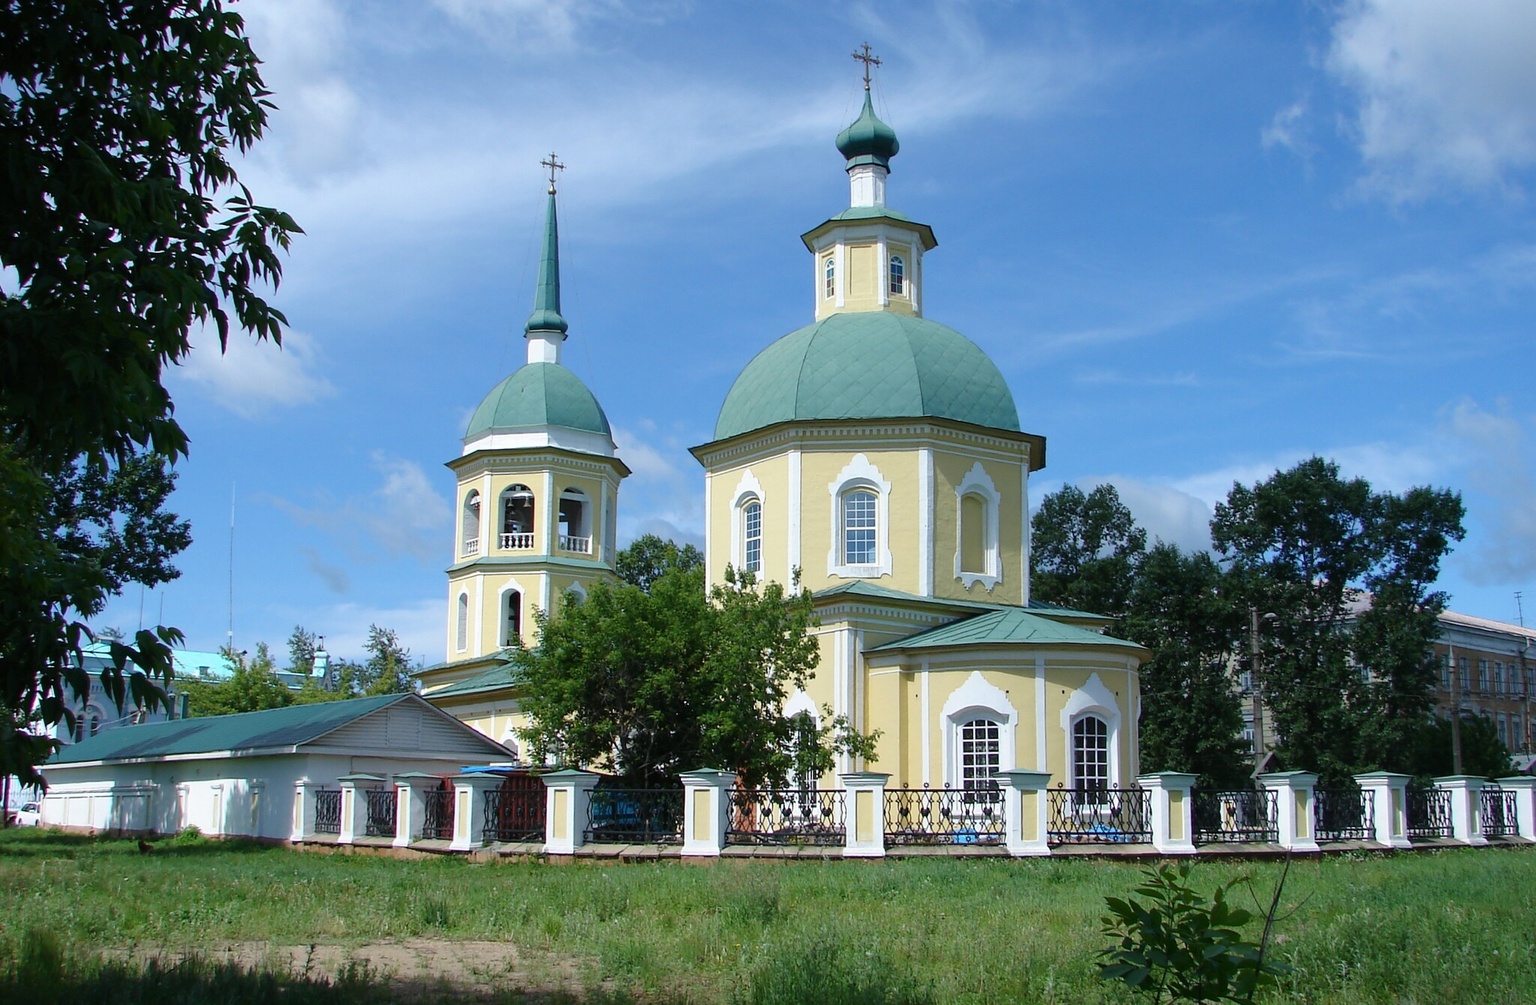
836;90;899;169
466;362;612;440
713;312;1019;441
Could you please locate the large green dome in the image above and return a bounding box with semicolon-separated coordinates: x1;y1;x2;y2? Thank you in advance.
713;312;1019;441
466;362;612;440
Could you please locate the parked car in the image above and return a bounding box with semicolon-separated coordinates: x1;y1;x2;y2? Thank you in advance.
7;801;41;827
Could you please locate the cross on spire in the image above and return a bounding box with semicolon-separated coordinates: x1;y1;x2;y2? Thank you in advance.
540;151;565;194
851;43;881;90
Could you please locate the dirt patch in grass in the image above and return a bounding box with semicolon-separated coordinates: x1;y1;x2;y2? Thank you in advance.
104;939;592;1000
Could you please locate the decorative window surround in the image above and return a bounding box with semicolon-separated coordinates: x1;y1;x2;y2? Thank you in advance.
730;470;765;574
827;454;892;579
1061;672;1122;788
497;579;527;648
455;593;469;652
941;671;1017;789
954;461;1002;591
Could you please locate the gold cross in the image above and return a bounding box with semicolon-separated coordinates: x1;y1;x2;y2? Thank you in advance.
540;151;565;193
851;43;881;90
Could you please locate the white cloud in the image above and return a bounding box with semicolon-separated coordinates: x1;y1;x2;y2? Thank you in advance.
1326;0;1536;201
176;325;337;418
270;453;451;563
1439;399;1536;585
300;597;446;666
610;424;703;547
1262;98;1312;157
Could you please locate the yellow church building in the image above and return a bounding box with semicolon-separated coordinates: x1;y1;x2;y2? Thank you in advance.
418;83;1146;793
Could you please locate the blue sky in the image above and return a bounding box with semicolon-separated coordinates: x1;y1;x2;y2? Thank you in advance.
98;1;1536;664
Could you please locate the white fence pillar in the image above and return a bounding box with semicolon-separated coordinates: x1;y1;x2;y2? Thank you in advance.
540;769;601;855
1496;776;1536;842
1138;772;1196;855
392;772;437;848
337;773;384;845
291;777;316;842
998;769;1052;857
1354;772;1411;849
1258;771;1319;853
840;772;890;858
680;769;736;857
1434;775;1488;846
448;772;504;852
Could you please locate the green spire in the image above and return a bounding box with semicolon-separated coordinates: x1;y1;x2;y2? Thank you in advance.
525;187;568;336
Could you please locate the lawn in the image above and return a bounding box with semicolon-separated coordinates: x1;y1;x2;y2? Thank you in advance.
1;829;1532;1003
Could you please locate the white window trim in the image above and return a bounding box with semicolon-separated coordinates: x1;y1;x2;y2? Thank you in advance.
940;671;1017;788
565;580;587;603
460;490;482;556
1060;672;1121;788
826;454;892;579
954;461;1002;591
497;579;527;649
729;470;765;574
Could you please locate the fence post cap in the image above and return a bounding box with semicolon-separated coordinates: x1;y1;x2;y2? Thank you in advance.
1495;776;1536;789
392;771;440;780
1257;770;1318;786
997;769;1051;789
1431;774;1488;786
1136;772;1196;787
337;773;387;784
680;769;737;784
838;772;891;786
1353;771;1412;785
537;768;602;787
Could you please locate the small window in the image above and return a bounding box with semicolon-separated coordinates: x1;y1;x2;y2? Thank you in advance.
888;254;905;296
558;488;590;554
842;489;877;566
461;490;481;556
1072;715;1110;792
959;718;1000;790
455;593;469;652
742;499;762;573
1479;660;1490;694
503;590;522;647
823;256;835;299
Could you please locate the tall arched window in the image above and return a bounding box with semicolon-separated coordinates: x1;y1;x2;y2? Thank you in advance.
460;491;481;556
823;256;835;299
888;253;905;296
959;718;1000;791
503;590;522;647
959;493;986;574
742;499;762;573
455;593;469;652
842;489;877;566
558;488;590;554
1072;715;1110;792
500;484;534;549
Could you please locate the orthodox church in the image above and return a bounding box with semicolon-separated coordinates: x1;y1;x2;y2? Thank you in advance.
418;74;1146;793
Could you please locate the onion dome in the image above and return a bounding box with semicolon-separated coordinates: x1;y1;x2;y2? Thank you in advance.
835;90;900;170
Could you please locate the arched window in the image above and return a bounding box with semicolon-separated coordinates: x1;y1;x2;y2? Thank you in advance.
500;484;534;550
455;593;469;652
558;488;591;554
842;489;877;566
461;491;481;556
1072;715;1110;792
954;462;1001;590
959;493;986;574
823;256;835;299
742;499;762;573
958;718;1001;791
888;254;905;296
503;590;522;647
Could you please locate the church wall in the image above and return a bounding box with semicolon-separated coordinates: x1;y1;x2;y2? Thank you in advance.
797;446;923;595
703;453;791;586
929;449;1027;606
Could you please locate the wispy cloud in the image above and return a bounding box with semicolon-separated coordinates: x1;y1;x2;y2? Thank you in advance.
1324;0;1536;202
175;325;337;418
612;422;703;547
269;452;451;564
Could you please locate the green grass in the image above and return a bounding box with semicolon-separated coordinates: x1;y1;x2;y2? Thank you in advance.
2;829;1534;1003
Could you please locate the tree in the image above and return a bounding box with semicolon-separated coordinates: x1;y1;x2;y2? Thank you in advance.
179;643;292;717
1123;544;1250;788
614;533;704;592
516;543;874;788
1211;457;1465;785
1031;484;1147;616
1;1;297;783
1405;713;1512;780
342;625;415;697
286;625;317;678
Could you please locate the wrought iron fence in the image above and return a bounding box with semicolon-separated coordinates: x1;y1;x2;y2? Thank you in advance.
363;788;397;838
1314;787;1375;842
314;788;341;834
585;788;683;844
727;788;846;846
421;785;455;840
884;785;1005;846
1481;785;1519;838
483;786;545;842
1192;788;1278;844
1047;787;1151;845
1407;785;1452;839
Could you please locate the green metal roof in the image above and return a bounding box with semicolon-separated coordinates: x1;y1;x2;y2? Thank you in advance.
836;89;899;169
814;580;1005;614
48;694;409;764
525;189;568;335
466;361;612;440
712;312;1019;441
428;662;523;699
870;608;1144;653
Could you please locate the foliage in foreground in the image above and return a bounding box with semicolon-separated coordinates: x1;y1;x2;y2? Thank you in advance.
1099;861;1289;1004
